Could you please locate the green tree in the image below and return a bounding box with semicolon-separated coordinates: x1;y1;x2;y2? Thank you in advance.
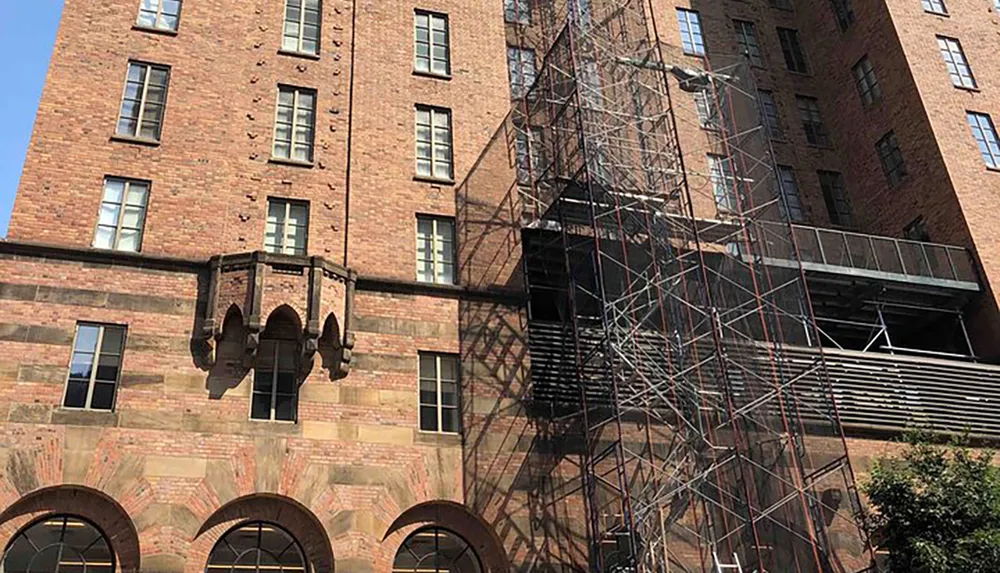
864;436;1000;573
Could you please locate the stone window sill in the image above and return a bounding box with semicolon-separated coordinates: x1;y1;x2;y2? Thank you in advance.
111;134;161;147
132;25;179;36
278;49;321;61
414;175;455;186
269;157;315;168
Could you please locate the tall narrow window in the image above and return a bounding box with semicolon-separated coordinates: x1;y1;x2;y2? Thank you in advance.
777;28;809;73
776;166;804;222
708;154;738;213
417;215;456;284
734;20;764;67
516;127;545;185
694;92;719;129
273;86;316;163
829;0;855;31
136;0;182;31
796;96;830;147
677;9;706;56
876;131;907;187
116;62;169;141
415;106;454;180
282;0;322;56
922;0;948;15
966;111;1000;169
852;56;882;106
265;199;309;255
507;46;537;99
759;90;784;140
93;178;149;252
419;353;460;433
818;170;853;227
504;0;531;24
415;11;450;77
63;323;126;411
252;312;299;422
937;37;976;89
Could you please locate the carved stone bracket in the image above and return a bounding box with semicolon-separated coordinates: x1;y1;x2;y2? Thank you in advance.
197;251;357;379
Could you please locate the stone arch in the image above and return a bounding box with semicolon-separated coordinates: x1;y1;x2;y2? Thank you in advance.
208;304;250;398
265;304;304;339
188;493;333;573
0;485;141;572
384;501;509;573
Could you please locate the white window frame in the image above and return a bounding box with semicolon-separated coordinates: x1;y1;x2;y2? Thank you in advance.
966;111;1000;169
676;9;706;56
708;154;739;213
116;61;170;141
272;85;317;163
416;215;456;285
516;126;545;185
734;20;764;67
415;105;454;181
93;177;150;253
136;0;182;31
507;46;537;99
282;0;322;56
418;353;460;434
414;10;450;77
937;36;976;89
504;0;531;24
62;323;127;412
265;198;309;255
922;0;948;15
250;339;299;423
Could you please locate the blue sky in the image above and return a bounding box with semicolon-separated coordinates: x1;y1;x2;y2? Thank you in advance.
0;0;63;237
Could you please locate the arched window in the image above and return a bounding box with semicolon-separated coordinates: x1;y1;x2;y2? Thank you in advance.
206;521;307;572
1;515;114;572
392;528;482;573
252;310;300;422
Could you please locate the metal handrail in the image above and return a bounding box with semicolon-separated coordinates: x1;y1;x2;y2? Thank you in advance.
756;221;979;285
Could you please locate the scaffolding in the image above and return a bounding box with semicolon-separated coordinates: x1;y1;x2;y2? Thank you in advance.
505;0;874;571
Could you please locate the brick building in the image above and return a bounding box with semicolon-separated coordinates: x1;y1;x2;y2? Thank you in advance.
2;0;1000;572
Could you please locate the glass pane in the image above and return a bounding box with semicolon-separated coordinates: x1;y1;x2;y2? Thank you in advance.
419;354;436;379
441;381;458;406
416;159;432;177
118;229;140;252
163;0;181;15
101;327;124;354
420;405;438;431
439;356;456;381
441;408;459;433
64;380;89;408
255;369;275;394
149;67;169;87
279;89;295;106
438;263;455;285
98;203;120;227
275;394;296;421
96;354;120;382
420;379;437;406
251;392;272;420
93;226;116;250
276;371;297;395
103;179;126;203
69;353;94;380
75;325;100;353
127;63;146;83
91;382;116;410
139;122;160;140
119;100;140;122
122;206;145;229
125;183;148;206
117;118;138;136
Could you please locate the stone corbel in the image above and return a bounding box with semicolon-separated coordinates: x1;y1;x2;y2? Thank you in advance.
196;257;224;367
333;270;358;379
300;260;324;377
242;253;266;369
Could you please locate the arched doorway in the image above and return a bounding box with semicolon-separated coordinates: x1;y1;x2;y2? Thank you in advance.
392;528;481;573
1;515;114;572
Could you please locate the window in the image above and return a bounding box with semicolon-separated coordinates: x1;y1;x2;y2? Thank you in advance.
415;106;454;180
136;0;181;31
937;37;976;89
904;216;931;242
734;20;764;67
116;62;169;141
93;177;149;252
419;353;460;433
818;170;853;227
922;0;948;14
265;199;309;255
776;166;805;222
507;46;537;99
393;528;481;573
2;516;114;573
876;131;907;187
273;86;316;163
579;59;603;109
830;0;855;31
759;90;784;140
770;0;794;9
504;0;530;23
966;111;1000;169
708;154;738;213
252;312;300;422
694;92;719;129
777;28;809;73
207;522;308;572
852;56;882;106
677;9;706;56
417;216;456;284
796;96;830;147
571;0;592;27
64;323;126;411
516;126;545;185
415;11;450;76
282;0;321;55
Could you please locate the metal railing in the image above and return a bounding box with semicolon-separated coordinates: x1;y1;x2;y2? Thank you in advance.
756;222;979;287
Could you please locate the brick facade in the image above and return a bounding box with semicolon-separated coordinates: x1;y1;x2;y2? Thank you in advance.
2;0;999;572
